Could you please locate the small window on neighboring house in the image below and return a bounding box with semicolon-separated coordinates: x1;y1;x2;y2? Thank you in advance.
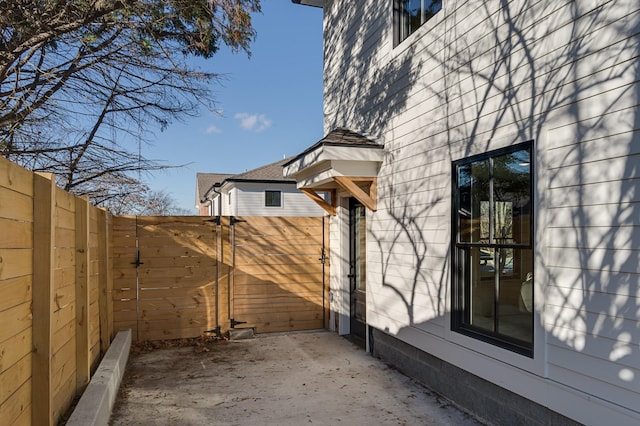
265;190;282;207
395;0;442;45
452;142;534;357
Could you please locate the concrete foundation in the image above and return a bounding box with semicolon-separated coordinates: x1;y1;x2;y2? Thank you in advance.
371;328;581;426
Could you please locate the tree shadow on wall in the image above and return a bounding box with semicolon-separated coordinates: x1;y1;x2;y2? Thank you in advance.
332;0;640;404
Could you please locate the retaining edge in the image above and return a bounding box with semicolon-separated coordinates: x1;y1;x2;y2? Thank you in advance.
66;329;132;426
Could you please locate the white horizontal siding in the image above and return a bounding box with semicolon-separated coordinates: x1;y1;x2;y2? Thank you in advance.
233;183;325;217
324;0;640;423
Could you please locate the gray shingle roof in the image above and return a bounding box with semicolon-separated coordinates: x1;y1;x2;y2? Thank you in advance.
228;157;295;182
196;158;297;204
283;127;382;167
196;172;233;203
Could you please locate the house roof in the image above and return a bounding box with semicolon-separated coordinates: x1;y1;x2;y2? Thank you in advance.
283;127;382;168
197;158;296;204
196;173;233;204
291;0;324;7
282;127;385;214
227;157;296;183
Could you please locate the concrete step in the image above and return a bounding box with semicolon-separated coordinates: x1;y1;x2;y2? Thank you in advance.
228;328;255;340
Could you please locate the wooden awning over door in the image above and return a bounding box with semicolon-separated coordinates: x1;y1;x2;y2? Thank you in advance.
283;128;384;215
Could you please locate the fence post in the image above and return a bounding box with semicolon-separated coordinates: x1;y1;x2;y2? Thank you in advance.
32;173;55;426
75;197;90;391
98;208;113;350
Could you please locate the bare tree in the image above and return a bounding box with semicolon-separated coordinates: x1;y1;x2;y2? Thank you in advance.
0;0;261;210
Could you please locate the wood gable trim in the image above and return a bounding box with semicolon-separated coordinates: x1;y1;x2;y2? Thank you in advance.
301;188;336;216
334;176;377;212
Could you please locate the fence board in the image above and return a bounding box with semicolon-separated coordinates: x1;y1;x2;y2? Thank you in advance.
0;379;31;425
0;352;31;403
0;249;32;281
0;328;31;375
0;276;32;313
0;157;33;196
0;187;32;221
0;220;32;248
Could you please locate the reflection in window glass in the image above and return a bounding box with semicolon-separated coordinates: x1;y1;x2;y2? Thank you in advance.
453;142;533;356
265;190;281;207
397;0;442;44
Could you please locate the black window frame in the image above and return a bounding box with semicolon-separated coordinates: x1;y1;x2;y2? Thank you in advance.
451;141;534;357
394;0;443;46
265;190;282;207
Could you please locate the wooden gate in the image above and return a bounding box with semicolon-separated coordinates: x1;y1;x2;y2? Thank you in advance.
230;216;327;333
112;216;328;340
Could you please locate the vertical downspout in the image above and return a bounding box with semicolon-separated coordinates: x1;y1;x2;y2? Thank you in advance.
211;186;223;335
321;216;326;329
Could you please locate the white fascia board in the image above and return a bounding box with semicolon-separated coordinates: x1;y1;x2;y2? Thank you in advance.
292;0;323;7
323;145;385;162
283;144;384;178
283;146;325;177
330;160;380;177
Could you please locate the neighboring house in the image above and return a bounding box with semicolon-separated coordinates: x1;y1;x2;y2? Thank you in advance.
196;158;326;217
287;1;639;425
196;172;233;215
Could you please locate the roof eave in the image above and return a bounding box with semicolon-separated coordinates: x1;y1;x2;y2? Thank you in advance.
291;0;323;8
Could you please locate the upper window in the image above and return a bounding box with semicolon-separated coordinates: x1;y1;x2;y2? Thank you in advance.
265;190;282;207
395;0;442;45
452;142;534;356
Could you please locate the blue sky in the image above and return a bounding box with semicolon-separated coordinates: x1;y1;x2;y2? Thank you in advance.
145;2;324;212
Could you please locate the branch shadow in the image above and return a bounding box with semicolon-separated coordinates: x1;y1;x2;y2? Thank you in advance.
324;1;639;414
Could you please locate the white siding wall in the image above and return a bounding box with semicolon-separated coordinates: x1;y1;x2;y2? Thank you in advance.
231;182;326;217
324;0;639;423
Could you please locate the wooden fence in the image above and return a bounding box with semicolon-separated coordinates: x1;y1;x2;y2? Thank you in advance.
1;155;329;425
111;215;329;341
0;156;112;426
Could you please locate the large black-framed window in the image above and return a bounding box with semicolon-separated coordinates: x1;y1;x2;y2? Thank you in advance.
452;142;534;356
265;190;282;207
394;0;442;45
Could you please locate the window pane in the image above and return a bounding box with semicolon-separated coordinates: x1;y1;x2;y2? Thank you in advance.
457;159;490;243
265;190;281;207
404;0;422;35
398;0;442;43
425;0;443;21
492;149;531;244
498;249;533;344
461;247;495;333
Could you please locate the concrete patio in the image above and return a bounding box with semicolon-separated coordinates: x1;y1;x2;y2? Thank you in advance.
109;330;485;425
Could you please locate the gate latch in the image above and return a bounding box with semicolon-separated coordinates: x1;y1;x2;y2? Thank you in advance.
131;250;144;267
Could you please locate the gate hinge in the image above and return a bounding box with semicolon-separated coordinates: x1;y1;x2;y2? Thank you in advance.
230;216;247;225
205;216;221;225
204;326;221;336
319;249;326;264
230;318;247;328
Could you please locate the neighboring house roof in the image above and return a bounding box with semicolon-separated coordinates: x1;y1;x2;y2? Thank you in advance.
196;172;233;205
227;157;296;183
197;158;296;205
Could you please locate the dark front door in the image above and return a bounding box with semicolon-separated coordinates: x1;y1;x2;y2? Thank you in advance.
349;198;367;344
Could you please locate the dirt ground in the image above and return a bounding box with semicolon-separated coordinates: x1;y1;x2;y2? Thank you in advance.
110;330;485;426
